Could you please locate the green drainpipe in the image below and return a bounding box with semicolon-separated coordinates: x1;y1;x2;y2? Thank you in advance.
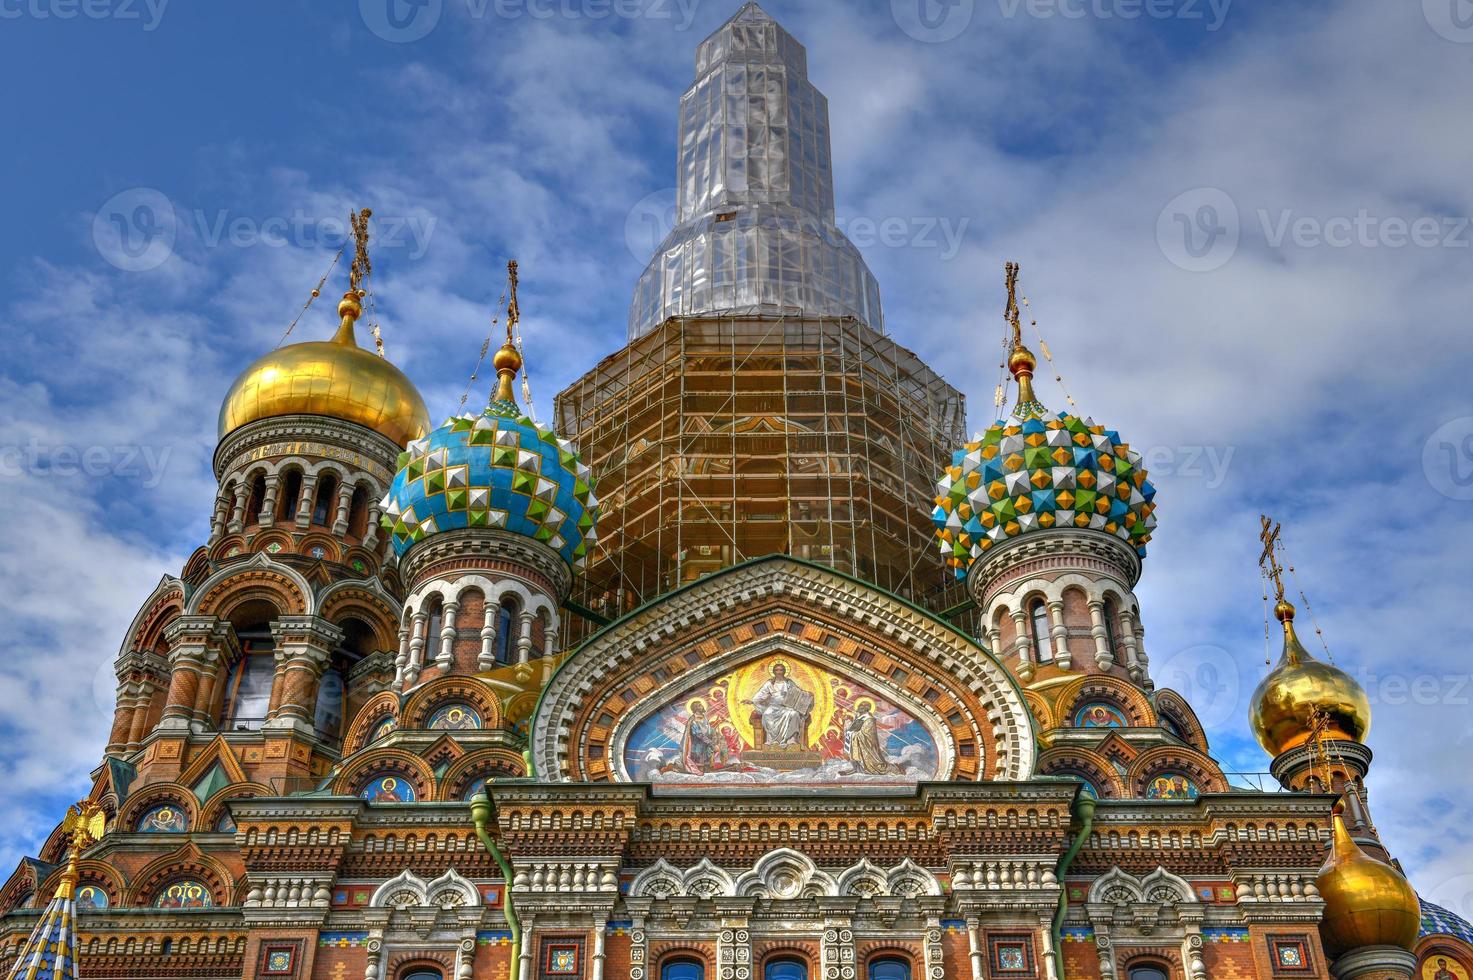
470;789;521;972
1049;795;1096;980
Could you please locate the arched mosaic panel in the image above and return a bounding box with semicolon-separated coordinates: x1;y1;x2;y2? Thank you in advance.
154;880;213;909
622;654;943;786
1144;773;1200;800
360;774;416;803
136;804;187;833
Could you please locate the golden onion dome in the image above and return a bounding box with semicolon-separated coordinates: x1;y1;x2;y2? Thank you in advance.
1249;600;1371;758
218;292;431;447
1317;813;1421;958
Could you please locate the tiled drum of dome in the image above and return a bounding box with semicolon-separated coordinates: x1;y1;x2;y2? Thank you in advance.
931;411;1156;580
380;400;598;568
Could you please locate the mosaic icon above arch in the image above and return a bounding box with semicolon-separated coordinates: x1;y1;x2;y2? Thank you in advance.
621;654;944;786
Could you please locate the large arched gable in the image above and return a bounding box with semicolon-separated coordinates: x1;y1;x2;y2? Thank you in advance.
532;557;1035;784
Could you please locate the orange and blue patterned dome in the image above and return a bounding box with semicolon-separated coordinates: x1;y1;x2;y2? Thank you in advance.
932;407;1156;580
380;398;598;569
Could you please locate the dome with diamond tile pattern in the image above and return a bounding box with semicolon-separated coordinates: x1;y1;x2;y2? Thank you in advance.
380;397;598;569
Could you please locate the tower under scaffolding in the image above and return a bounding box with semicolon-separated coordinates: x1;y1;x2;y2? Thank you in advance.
554;313;968;628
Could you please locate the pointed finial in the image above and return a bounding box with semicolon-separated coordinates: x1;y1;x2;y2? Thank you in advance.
1003;262;1043;417
55;800;106;900
492;260;524;405
333;208;373;345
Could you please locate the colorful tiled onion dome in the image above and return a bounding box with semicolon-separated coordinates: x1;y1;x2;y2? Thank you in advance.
931;267;1155;580
380;393;597;569
379;264;597;569
1420;898;1473;945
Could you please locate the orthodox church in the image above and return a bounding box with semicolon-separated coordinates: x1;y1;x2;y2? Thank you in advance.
3;5;1470;980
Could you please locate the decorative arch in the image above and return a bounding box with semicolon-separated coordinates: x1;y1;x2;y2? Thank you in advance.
1022;689;1056;731
1055;674;1155;729
198;782;272;834
116;783;198;833
440;749;527;799
406;574;560;634
533;557;1035;784
318;577;400;651
734;849;837;899
117;576;186;658
332;749;435;802
1126;745;1228;800
370;868;481;910
188;553;312;619
128;843;233;909
1417;939;1473;980
1089;866;1199;907
1151;689;1209;750
343;690;401;754
1035;746;1127;799
401;677;504;731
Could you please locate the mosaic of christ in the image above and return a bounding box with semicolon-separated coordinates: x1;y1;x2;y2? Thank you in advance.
622;655;941;785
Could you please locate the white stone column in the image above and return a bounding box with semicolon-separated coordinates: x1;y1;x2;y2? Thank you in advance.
259;475;281;527
479;606;499;670
515;611;535;665
1118;608;1145;684
591;919;607;980
437;601;459;669
227;483;248;533
393;625;411;686
1088;598;1114;670
967;919;984;980
331;482;354;535
404;612;428;687
542;616;557;659
295;474;318;529
1131;617;1151;686
1011;608;1035;681
209;493;230;542
457;937;475;980
1047;598;1072;669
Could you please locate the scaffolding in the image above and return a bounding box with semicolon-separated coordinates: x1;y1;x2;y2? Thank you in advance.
554;314;968;633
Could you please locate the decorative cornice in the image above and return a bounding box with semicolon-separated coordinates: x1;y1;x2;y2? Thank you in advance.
400;528;571;601
970;528;1142;605
214;415;401;483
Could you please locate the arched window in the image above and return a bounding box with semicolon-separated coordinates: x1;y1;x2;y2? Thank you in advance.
1127;965;1169;980
424;597;444;659
312;473;338;526
765;959;808;980
1029;598;1053;663
494;597;519;664
278;469;302;521
662;958;705;980
868;958;911;980
347;484;370;538
223;627;276;731
243;473;266;525
401;971;443;980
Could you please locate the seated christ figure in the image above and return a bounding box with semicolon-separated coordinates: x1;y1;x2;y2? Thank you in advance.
744;663;815;751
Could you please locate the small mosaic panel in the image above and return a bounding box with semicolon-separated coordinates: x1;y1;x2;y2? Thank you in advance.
933;410;1156;579
74;885;108;910
1145;773;1200;800
382;402;598;569
359;774;415;803
259;941;302;977
988;934;1036;975
136;804;186;833
1269;936;1314;975
428;702;482;730
1074;702;1129;728
540;937;585;978
153;880;212;909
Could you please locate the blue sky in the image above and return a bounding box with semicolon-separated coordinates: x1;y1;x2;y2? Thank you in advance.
2;0;1471;914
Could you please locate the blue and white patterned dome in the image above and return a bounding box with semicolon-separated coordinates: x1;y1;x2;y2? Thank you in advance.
380;398;598;569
